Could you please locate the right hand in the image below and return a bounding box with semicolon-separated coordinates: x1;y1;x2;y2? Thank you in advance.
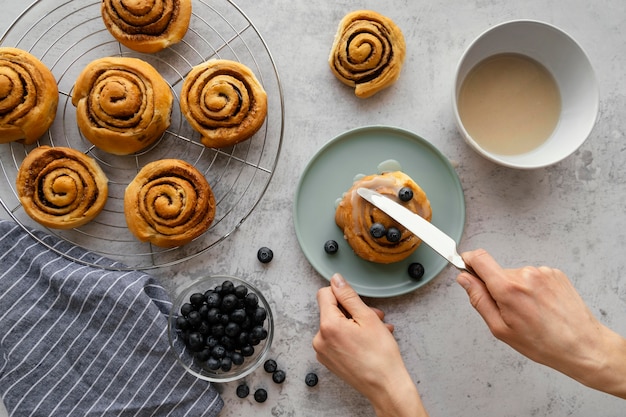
457;249;626;399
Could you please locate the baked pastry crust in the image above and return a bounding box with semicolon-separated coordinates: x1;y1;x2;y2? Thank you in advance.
335;171;431;264
180;59;268;148
72;57;173;155
124;159;216;248
101;0;192;53
0;47;58;144
329;10;406;98
16;146;109;229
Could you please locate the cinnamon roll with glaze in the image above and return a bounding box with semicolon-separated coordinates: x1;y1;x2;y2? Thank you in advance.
101;0;192;53
0;47;58;145
329;10;406;98
180;59;268;148
335;171;431;264
16;146;109;229
124;159;216;248
72;57;173;155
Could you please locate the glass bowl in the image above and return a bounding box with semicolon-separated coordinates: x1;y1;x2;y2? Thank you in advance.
168;275;274;383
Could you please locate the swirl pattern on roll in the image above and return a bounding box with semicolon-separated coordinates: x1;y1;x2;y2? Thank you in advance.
335;171;431;264
181;59;268;148
124;159;216;248
72;57;173;155
101;0;192;53
329;10;406;98
16;146;109;229
0;47;58;145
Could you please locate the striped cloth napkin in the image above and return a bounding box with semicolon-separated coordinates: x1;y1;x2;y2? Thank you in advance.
0;220;223;416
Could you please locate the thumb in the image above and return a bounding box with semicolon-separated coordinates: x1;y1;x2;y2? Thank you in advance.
330;273;372;319
457;273;506;332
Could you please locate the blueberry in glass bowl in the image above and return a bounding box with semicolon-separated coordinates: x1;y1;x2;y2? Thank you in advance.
168;275;274;383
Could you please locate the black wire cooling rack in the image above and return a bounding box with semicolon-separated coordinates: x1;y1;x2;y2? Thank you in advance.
0;0;284;270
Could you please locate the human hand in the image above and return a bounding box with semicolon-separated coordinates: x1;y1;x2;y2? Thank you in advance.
313;273;429;417
457;249;626;398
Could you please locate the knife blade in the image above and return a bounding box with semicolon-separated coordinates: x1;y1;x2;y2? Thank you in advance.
356;187;478;278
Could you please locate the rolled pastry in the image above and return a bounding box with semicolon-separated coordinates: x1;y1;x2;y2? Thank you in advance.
180;59;267;148
72;57;173;155
101;0;192;53
124;159;216;247
0;47;58;144
329;10;406;98
335;171;431;264
16;146;109;229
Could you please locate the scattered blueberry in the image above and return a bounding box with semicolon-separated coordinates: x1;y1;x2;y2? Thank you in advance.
386;227;401;243
408;262;425;280
257;247;274;263
305;372;319;387
263;359;278;373
236;383;250;398
398;187;414;202
370;222;386;238
324;239;339;254
272;369;286;384
253;388;268;403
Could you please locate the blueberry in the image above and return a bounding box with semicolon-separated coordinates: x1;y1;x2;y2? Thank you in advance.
211;345;226;359
234;285;248;299
195;348;211;362
180;302;193;316
206;357;221;370
197;321;211;336
189;292;205;307
305;372;319;387
386;227;401;243
324;240;339;254
225;322;241;338
205;292;221;308
254;388;268;403
176;316;190;331
241;345;255;357
211;324;225;338
220;280;235;294
370;223;386;238
187;311;202;328
272;369;286;384
252;307;267;324
230;308;247;324
251;325;267;341
206;307;221;323
220;356;233;372
187;332;204;351
236;383;250;398
221;294;238;312
231;352;244;365
264;359;278;373
245;293;259;308
257;247;274;263
408;262;425;280
398;187;414;202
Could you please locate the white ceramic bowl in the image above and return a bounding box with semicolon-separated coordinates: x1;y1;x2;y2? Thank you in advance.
453;20;599;169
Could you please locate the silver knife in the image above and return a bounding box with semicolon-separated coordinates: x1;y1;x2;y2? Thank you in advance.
356;187;478;278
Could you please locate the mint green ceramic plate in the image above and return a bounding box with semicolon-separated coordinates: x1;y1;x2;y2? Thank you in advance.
293;126;466;298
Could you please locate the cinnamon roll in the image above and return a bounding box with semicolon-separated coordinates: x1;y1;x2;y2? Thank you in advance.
124;159;216;248
180;59;267;148
335;171;431;264
329;10;406;98
101;0;192;53
71;57;173;155
16;146;109;229
0;47;58;145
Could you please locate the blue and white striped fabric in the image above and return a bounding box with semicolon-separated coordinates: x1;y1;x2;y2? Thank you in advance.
0;220;223;416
